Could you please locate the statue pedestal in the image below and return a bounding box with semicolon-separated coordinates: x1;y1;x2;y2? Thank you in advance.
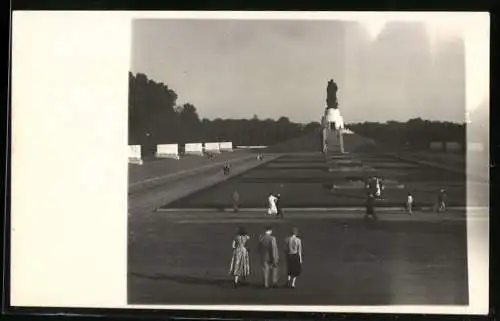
322;108;346;155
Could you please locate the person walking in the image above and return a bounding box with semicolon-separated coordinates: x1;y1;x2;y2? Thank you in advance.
267;193;278;216
438;189;447;212
406;192;414;215
364;194;378;221
258;226;279;288
233;190;240;212
284;227;303;289
374;177;381;198
229;227;251;287
276;193;284;219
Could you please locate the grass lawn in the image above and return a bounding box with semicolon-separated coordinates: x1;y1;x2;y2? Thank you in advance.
128;211;468;306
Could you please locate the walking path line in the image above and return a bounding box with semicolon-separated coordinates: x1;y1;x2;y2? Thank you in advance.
129;155;280;213
173;215;468;223
157;206;486;213
129;154;257;193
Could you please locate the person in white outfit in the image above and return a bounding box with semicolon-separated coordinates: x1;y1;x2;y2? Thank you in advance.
267;193;278;216
406;192;414;215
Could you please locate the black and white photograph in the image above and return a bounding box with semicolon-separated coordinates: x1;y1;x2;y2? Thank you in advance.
9;11;489;315
127;14;488;308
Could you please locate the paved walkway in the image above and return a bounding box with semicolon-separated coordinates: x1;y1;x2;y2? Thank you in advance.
129;150;252;182
153;207;489;223
128;154;281;214
129;151;257;193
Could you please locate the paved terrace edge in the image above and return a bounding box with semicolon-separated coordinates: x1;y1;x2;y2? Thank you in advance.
129;153;258;194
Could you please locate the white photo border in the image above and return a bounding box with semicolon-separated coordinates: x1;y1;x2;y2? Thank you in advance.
9;11;490;315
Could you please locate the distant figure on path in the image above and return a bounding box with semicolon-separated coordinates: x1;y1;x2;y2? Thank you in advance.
233;190;240;212
437;189;447;212
223;163;230;175
258;226;279;288
267;193;278;216
364;194;378;221
374;176;384;199
229;227;251;288
406;192;414;215
284;227;303;289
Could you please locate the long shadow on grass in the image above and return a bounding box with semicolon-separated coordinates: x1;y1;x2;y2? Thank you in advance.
130;272;262;289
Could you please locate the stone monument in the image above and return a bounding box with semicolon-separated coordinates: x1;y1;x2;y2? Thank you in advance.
322;78;345;154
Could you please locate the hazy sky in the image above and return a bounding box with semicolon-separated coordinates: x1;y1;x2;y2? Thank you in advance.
131;19;469;123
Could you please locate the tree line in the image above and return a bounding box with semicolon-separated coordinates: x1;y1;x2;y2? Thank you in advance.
129;72;319;155
129;72;466;155
348;118;466;151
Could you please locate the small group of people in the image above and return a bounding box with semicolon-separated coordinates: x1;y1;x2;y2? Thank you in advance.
364;190;414;220
405;188;447;215
257;154;264;161
267;193;284;219
365;187;447;220
229;226;303;289
231;191;285;217
222;163;231;175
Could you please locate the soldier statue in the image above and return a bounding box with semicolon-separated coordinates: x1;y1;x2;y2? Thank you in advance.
326;79;339;110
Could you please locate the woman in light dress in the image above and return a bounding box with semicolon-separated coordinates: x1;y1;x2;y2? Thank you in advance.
267;193;278;216
229;227;251;287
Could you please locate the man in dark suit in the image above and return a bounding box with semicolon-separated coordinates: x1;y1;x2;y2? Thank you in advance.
276;194;284;219
364;194;378;221
258;226;279;288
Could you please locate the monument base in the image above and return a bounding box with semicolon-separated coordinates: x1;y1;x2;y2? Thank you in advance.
322;125;345;155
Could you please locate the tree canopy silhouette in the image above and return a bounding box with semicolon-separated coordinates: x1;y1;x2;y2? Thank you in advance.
348;118;465;152
129;72;466;156
128;72;317;156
